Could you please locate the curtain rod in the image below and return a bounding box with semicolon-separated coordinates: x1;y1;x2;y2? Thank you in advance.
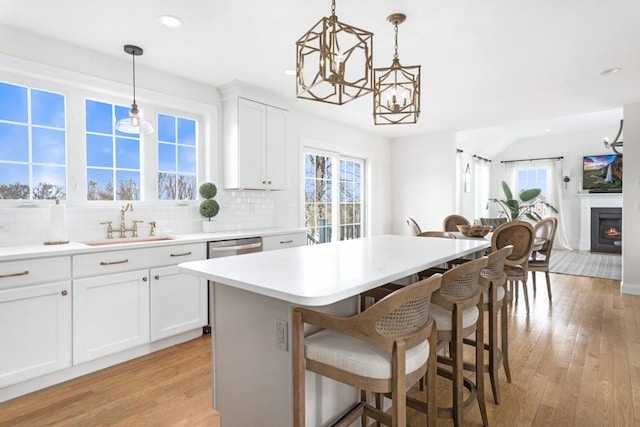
500;156;563;164
473;154;491;162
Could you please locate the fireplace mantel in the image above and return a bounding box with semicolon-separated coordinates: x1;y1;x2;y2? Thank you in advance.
578;193;623;251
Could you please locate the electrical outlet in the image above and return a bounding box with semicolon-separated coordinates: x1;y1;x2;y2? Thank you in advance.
0;224;8;233
275;319;288;351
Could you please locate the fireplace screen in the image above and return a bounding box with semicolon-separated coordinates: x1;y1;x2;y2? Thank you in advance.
591;207;622;254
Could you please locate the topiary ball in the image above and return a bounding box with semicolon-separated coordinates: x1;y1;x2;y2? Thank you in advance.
199;199;220;219
199;182;217;199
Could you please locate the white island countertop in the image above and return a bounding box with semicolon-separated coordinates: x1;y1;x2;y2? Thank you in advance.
179;234;490;306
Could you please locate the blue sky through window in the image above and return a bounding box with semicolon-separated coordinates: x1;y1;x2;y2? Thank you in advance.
158;113;196;200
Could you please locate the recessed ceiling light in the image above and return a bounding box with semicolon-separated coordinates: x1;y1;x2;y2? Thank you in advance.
284;69;295;76
598;67;621;76
544;129;551;133
159;15;183;28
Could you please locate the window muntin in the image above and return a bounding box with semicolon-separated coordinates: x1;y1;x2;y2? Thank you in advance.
0;81;67;200
304;151;365;244
85;99;140;200
157;113;197;200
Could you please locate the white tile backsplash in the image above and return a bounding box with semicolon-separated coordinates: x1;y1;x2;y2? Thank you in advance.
0;190;274;247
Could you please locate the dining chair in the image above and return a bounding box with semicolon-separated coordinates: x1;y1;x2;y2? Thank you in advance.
418;231;456;239
491;220;535;313
442;215;470;232
429;256;489;427
406;216;422;236
294;273;442;427
529;217;558;301
462;245;513;404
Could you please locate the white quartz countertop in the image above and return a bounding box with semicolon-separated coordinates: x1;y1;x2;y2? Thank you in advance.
0;227;305;262
178;234;490;306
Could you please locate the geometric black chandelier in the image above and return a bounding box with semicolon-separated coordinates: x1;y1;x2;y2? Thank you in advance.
115;44;154;135
603;119;623;154
373;13;421;125
295;0;373;105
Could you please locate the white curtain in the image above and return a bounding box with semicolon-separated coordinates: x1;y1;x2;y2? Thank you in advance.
547;159;572;249
474;157;491;222
503;161;517;193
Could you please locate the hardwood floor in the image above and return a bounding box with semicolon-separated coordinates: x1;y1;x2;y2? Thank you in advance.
1;273;638;426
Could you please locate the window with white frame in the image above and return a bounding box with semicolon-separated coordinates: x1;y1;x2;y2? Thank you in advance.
157;113;197;200
515;166;548;197
85;99;140;201
0;81;67;200
304;149;365;244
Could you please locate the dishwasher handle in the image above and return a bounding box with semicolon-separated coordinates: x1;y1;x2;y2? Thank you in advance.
209;241;262;252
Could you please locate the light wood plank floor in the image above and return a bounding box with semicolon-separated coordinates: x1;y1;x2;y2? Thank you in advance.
1;273;638;426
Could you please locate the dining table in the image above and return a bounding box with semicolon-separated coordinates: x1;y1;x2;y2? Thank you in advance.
178;234;490;427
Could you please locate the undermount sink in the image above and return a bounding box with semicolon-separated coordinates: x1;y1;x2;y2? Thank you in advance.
82;236;175;246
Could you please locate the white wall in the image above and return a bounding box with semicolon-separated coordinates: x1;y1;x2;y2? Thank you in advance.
488;126;620;249
622;102;640;295
390;132;457;235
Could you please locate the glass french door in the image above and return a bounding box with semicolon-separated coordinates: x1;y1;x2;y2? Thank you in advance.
304;149;365;244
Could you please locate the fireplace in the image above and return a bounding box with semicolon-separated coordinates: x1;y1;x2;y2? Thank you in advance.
590;207;622;254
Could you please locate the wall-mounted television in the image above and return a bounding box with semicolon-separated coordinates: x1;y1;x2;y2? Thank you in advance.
583;154;622;192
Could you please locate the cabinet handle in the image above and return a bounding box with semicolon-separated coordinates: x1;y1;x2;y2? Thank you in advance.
268;181;272;184
262;180;267;184
0;270;29;279
170;251;192;257
154;275;160;280
99;259;129;266
280;240;293;244
61;290;68;296
142;277;148;282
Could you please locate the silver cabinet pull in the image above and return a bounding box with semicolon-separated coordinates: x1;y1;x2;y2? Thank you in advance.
154;275;160;280
142;277;148;282
99;259;129;266
61;290;68;296
170;251;192;257
280;240;293;244
0;270;29;279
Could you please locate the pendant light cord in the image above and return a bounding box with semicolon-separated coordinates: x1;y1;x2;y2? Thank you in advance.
131;52;137;105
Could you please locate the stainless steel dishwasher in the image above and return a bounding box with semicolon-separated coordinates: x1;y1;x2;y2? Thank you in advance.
204;237;263;333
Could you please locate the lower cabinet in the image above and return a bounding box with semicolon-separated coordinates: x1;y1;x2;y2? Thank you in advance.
73;270;150;364
0;281;72;387
150;265;207;342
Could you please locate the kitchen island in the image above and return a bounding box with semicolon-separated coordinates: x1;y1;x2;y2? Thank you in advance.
178;234;490;427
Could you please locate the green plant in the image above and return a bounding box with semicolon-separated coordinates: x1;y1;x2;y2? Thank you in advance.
199;182;220;221
489;181;558;221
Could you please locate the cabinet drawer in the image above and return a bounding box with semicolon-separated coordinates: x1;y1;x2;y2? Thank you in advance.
72;243;206;278
262;232;306;251
0;257;71;290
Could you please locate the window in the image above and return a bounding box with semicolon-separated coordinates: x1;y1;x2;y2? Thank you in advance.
85;99;140;200
304;150;365;244
516;167;547;196
0;81;66;200
157;113;197;200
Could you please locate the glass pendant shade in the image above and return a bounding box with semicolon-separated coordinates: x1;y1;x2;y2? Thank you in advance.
296;0;373;105
116;45;154;135
373;14;421;125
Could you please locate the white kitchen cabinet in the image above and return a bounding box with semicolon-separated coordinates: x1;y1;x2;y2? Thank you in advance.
262;231;307;251
73;269;150;364
150;265;207;342
0;263;72;387
223;97;288;190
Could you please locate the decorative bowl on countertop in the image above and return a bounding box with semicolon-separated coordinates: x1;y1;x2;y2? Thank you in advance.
457;224;492;237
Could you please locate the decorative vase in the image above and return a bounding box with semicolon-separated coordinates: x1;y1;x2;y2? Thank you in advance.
203;220;217;233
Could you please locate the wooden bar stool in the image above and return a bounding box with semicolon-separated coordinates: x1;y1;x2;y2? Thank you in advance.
429;256;489;427
294;274;442;427
463;245;513;404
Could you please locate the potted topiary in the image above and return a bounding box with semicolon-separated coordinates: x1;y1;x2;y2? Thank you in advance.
199;182;220;232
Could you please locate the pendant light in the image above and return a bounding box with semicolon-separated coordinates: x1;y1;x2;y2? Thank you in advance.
373;13;421;125
603;119;623;154
296;0;373;105
115;44;154;135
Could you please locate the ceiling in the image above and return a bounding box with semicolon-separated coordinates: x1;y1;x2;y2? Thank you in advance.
0;0;638;141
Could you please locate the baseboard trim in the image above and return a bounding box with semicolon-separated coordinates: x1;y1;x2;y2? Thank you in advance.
621;281;640;296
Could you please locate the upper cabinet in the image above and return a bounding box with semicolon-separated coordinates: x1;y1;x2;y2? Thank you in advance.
223;96;288;190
